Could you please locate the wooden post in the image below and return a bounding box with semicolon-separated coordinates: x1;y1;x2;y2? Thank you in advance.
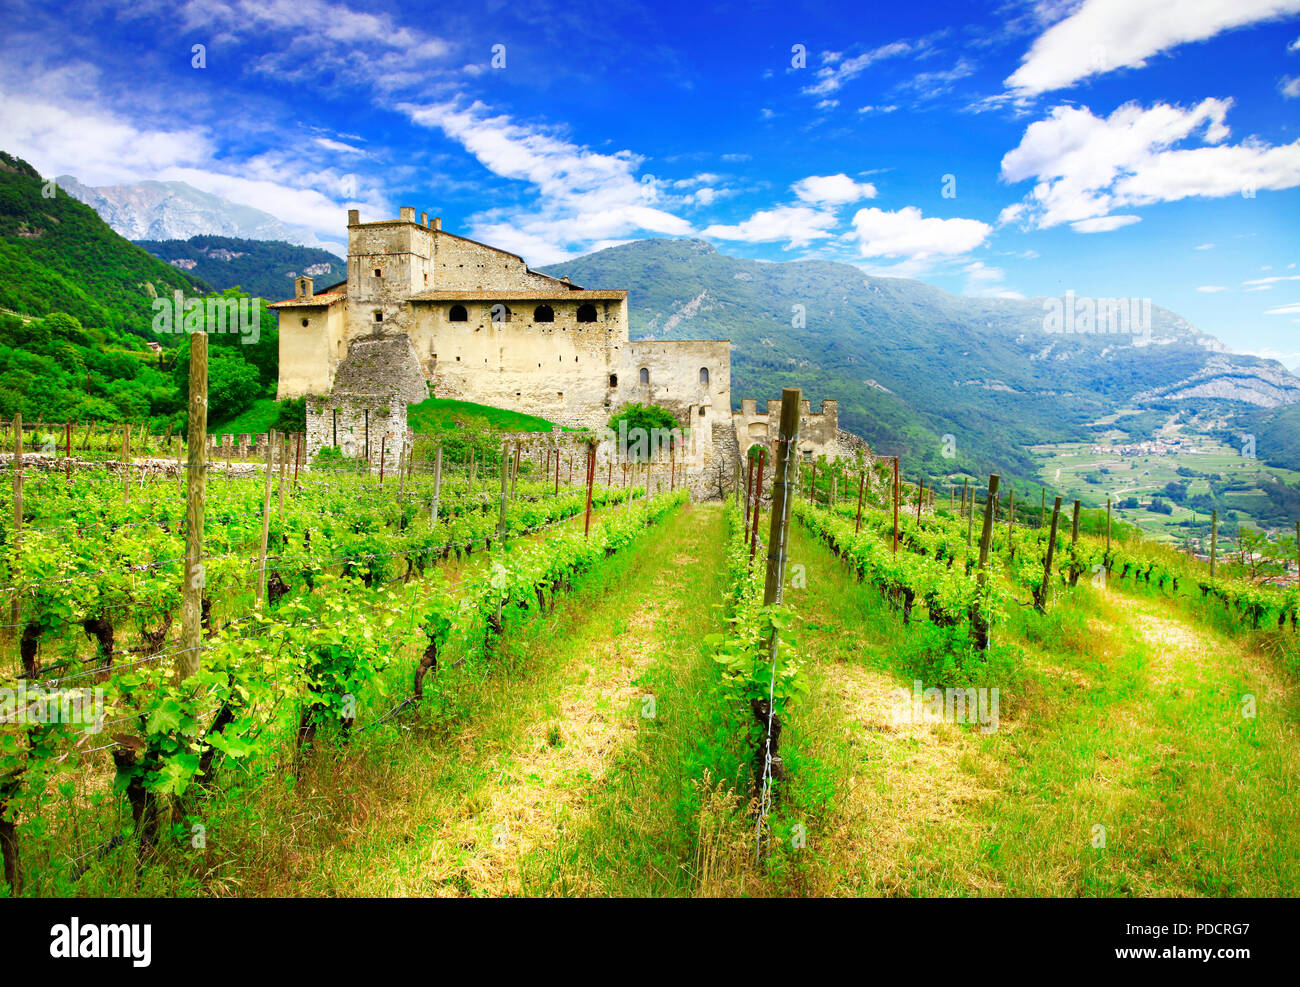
975;474;1001;649
1068;499;1081;586
397;438;407;497
364;409;370;463
961;477;969;519
294;432;302;489
511;443;520;499
743;453;755;537
809;460;817;504
1210;509;1218;582
497;442;509;543
763;389;801;604
11;415;22;630
892;457;900;554
554;445;560;495
966;485;976;548
917;477;924;521
584;443;595;537
430;445;443;530
122;424;131;505
749;447;766;563
607;457;612;489
379;433;387;484
1106;497;1112;553
1007;488;1016;540
1036;497;1063;614
1041;486;1047;531
468;448;474;498
332;407;338;449
64;421;71;484
178;331;208;685
277;426;287;521
854;470;865;534
256;431;274;608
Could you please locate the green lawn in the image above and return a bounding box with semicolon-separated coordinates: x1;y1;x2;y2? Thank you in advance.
407;398;561;434
210;397;283;436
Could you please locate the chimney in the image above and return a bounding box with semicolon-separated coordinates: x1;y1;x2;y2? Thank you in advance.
432;216;441;231
296;276;314;300
400;206;416;222
420;211;428;227
561;276;570;283
347;208;360;225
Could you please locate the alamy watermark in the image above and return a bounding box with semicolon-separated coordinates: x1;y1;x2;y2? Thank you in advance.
1042;291;1151;337
888;680;1000;734
1;684;105;733
151;291;262;344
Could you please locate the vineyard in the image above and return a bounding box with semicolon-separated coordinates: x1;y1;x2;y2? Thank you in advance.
2;383;1299;898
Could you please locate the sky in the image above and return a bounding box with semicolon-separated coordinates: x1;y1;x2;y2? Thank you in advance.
3;0;1299;366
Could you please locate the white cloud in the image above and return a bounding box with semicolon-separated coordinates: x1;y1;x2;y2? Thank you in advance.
963;261;1025;298
1291;35;1300;50
1071;214;1141;232
1006;0;1300;95
1244;274;1300;283
1195;242;1216;249
1000;98;1300;230
702;205;838;248
1265;303;1300;314
857;104;899;114
850;206;992;260
1197;285;1229;292
803;41;912;96
1280;75;1300;98
403;99;693;259
791;174;878;205
816;98;840;110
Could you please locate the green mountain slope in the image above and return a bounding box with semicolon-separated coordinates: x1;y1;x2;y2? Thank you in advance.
0;152;208;338
541;239;1300;482
135;235;345;301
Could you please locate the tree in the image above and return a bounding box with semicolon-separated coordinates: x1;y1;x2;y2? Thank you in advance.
608;402;680;461
173;335;261;424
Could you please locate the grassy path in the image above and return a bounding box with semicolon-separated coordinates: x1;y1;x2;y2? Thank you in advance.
238;501;726;897
769;521;1300;896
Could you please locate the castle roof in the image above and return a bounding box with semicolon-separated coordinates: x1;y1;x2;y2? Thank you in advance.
267;280;348;309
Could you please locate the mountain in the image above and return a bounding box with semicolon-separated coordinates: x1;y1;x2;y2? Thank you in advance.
54;175;342;254
540;238;1300;481
135;235;345;301
0;152;209;335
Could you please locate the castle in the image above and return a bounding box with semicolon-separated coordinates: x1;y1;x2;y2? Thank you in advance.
270;208;866;488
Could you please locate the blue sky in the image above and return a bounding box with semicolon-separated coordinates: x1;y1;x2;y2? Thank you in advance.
3;0;1299;364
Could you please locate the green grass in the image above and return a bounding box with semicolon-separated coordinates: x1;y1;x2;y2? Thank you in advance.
408;398;561;434
210;397;283;436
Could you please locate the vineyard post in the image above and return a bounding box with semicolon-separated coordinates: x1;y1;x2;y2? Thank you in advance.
397;438;406;497
748;455;759;540
497;442;509;544
750;447;767;563
584;442;595;537
11;414;22;630
831;473;837;509
892;457;900;554
670;442;675;491
468;448;474;498
1041;487;1047;531
1210;510;1218;582
568;455;574;486
554;444;560;495
379;434;386;485
623;462;630;511
809;460;817;504
122;424;130;505
294;433;302;489
511;443;520;499
178;330;208;685
961;477;969;519
256;431;274;608
277;424;287;521
1106;497;1112;553
1036;496;1063;614
364;409;369;463
966;485;975;548
607;457;613;489
430;445;443;530
975;474;1001;648
854;469;865;534
64;421;71;484
1069;500;1082;586
763;389;800;605
81;419;92;452
1007;488;1016;540
917;478;924;521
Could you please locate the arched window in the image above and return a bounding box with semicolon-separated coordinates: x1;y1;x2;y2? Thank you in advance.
449;304;468;322
608;373;618;388
699;367;709;385
638;367;649;385
491;303;511;324
577;303;597;323
534;304;554;323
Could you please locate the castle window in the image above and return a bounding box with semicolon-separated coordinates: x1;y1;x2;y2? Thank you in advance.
577;303;597;323
449;304;468;322
374;268;382;278
373;311;382;322
639;367;649;385
534;304;554;323
609;373;618;387
699;407;706;417
491;303;512;324
301;318;309;327
699;367;710;385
